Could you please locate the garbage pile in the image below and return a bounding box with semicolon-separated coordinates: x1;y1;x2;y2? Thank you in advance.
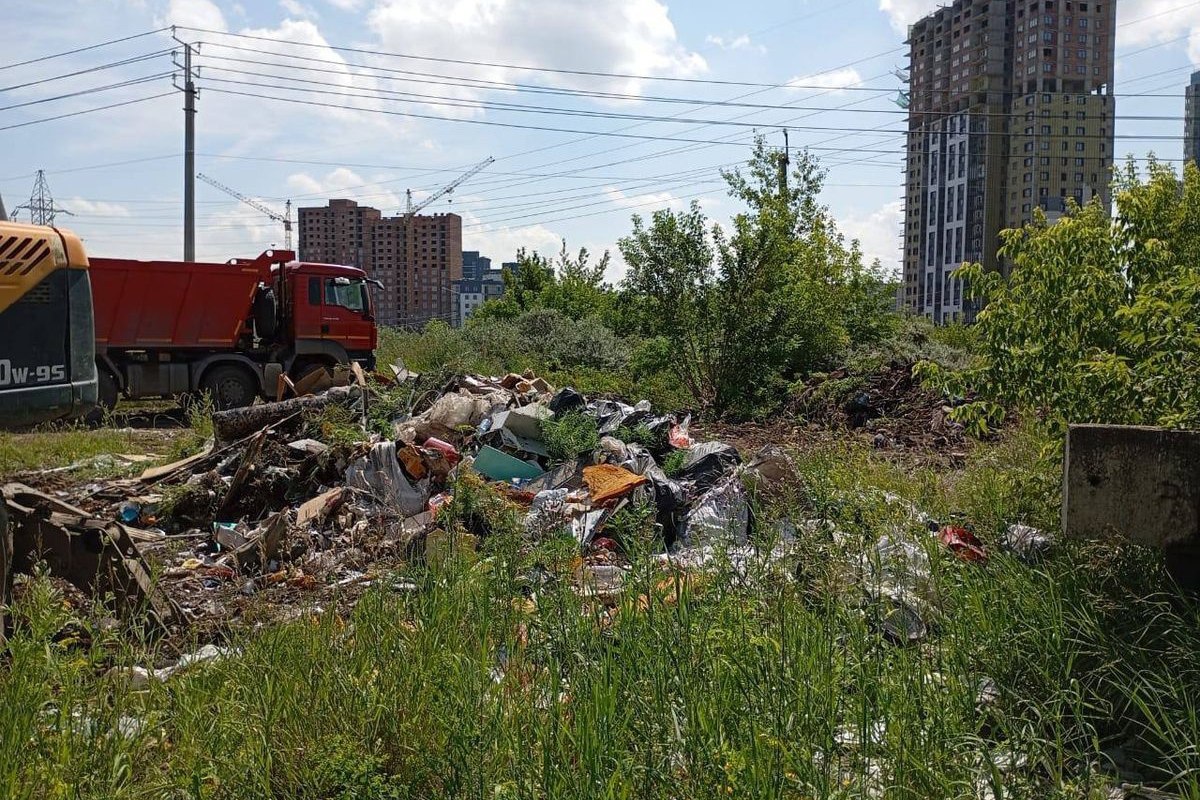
791;359;970;455
2;370;808;641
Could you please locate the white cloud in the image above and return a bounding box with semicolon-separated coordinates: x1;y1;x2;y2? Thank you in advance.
64;197;133;218
786;67;864;93
839;200;902;278
325;0;364;9
160;0;227;31
285;167;404;211
279;0;319;19
878;0;938;34
1117;0;1200;66
366;0;706;105
705;33;765;53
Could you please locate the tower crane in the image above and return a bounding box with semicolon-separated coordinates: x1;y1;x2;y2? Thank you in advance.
404;156;494;218
197;173;293;250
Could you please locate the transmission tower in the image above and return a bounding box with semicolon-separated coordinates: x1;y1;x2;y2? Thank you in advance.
13;170;72;226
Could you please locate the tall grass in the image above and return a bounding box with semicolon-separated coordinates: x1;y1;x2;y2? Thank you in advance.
1;429;1197;798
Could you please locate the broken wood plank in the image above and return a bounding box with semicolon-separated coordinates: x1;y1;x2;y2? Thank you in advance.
214;428;267;521
296;486;346;527
232;512;289;574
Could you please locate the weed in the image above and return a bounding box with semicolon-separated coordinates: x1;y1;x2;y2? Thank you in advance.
539;411;600;462
660;449;686;477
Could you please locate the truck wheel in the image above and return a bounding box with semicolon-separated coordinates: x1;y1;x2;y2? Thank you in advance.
201;365;257;410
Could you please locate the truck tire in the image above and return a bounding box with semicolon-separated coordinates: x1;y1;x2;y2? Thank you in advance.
201;365;258;410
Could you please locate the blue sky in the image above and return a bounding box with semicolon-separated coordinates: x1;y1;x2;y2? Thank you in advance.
1;0;1197;281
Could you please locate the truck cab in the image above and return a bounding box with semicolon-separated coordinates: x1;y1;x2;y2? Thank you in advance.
0;222;98;428
286;262;377;373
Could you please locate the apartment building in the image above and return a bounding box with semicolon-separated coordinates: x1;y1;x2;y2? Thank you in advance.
297;199;462;327
902;0;1115;323
296;199;379;271
1185;71;1200;166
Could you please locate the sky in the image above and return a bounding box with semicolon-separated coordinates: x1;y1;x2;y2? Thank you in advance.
1;0;1198;283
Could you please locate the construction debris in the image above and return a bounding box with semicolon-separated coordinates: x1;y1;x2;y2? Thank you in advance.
0;366;1004;655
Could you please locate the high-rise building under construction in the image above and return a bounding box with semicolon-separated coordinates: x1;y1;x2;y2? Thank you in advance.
901;0;1115;323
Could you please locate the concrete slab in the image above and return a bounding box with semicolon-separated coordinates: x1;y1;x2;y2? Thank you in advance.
1063;424;1200;548
1063;424;1200;587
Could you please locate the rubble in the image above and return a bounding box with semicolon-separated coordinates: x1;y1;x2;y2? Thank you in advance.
0;364;1020;660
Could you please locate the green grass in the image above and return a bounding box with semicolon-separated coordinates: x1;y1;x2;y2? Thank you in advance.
0;425;163;479
2;425;1198;798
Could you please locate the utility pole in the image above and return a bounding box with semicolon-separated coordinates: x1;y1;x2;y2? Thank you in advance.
174;30;199;261
13;170;71;226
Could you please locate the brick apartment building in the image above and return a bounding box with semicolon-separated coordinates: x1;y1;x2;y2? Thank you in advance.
297;199;462;327
901;0;1115;323
296;199;379;271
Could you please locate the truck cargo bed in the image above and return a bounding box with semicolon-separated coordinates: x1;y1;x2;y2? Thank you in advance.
90;257;264;350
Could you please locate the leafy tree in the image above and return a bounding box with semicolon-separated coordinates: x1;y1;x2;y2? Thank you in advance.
470;241;614;322
917;158;1200;434
619;136;897;417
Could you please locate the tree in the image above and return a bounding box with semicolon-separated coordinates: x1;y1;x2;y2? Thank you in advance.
470;241;614;323
916;158;1200;434
619;136;896;417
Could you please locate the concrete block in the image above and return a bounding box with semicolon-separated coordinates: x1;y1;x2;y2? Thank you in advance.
1063;424;1200;549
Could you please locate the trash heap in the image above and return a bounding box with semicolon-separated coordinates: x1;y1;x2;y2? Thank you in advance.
2;370;809;640
791;359;970;454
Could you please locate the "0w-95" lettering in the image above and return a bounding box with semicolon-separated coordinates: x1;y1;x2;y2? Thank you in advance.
0;359;66;387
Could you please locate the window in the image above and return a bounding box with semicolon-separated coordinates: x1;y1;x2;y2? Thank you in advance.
1024;156;1034;166
1077;110;1086;119
324;277;368;313
1041;157;1050;165
1040;171;1050;180
1080;17;1087;27
1024;172;1033;183
1075;172;1084;181
1041;125;1052;134
1076;126;1086;135
1075;157;1084;166
1075;141;1085;151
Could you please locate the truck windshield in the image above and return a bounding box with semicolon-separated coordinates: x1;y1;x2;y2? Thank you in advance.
324;278;367;313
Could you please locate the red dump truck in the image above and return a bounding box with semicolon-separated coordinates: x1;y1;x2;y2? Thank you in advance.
89;249;377;410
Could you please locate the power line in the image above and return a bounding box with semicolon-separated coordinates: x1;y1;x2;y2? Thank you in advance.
0;72;173;113
179;24;904;89
202;84;906;151
0;89;174;132
0;28;169;72
0;50;172;93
